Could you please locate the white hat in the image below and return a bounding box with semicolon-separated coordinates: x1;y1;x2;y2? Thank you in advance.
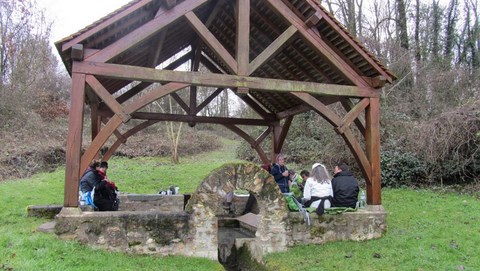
312;163;322;170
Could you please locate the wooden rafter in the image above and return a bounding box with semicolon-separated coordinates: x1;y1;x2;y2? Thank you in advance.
61;0;154;52
185;11;237;74
85;0;208;63
224;124;269;164
265;0;370;87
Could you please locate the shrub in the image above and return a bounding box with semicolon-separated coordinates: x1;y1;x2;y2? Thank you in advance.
380;150;426;187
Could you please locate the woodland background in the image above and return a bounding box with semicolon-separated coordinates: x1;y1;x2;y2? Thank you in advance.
0;0;479;188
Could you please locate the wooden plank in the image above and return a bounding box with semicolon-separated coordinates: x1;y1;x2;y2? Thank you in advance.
365;97;381;205
185;11;237;74
73;61;379;97
305;0;394;83
86;0;208;63
86;75;131;123
131;112;271;126
124;82;190;113
64;72;86;207
265;0;370;87
80;115;123;173
248;25;298;75
236;0;250;76
272;122;282;158
336;98;369;134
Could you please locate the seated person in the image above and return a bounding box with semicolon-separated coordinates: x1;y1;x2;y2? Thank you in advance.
79;161;108;207
93;178;119;211
270;154;290;193
331;162;359;209
303;163;333;212
299;170;309;192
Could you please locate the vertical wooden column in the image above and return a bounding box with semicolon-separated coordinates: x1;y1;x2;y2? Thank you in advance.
271;123;281;161
236;0;249;94
90;102;101;160
64;71;86;207
365;97;381;205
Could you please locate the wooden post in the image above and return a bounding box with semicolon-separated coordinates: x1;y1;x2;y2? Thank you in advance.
64;71;86;207
90;102;101;161
365;97;381;205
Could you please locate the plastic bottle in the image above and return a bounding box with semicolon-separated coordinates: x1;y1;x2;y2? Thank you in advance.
359;190;366;208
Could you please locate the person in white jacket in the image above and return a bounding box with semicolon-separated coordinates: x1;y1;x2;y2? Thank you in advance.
303;163;333;209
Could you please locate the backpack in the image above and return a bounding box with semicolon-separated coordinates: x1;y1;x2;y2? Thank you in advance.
93;180;119;211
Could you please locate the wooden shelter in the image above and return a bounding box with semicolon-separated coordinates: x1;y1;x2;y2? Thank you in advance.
55;0;395;208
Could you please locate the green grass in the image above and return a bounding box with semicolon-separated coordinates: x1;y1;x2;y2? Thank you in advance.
264;188;480;271
1;138;480;270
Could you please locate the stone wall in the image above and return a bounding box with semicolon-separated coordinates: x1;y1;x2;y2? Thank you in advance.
53;162;387;263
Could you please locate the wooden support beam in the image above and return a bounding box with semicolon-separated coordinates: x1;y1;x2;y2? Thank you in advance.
80;115;123;174
302;0;394;83
61;0;154;51
236;0;250;76
305;12;323;27
103;120;160;160
291;92;342;126
71;44;84;61
131;112;271;126
164;0;177;9
265;0;370;87
185;11;237;74
64;72;86;207
195;88;223;114
293;92;372;182
341;99;366;136
362;75;387;89
73;61;379;98
90;102;101;160
248;25;298;75
336;98;369;135
85;0;208;63
276;116;293;153
224;124;270;164
236;94;275;120
366;97;382;205
124;82;190;113
170;92;190;113
86;75;131;123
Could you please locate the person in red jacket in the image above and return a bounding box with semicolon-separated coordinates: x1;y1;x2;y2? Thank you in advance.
331;162;359;209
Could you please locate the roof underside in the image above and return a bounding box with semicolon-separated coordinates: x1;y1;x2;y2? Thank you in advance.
55;0;395;115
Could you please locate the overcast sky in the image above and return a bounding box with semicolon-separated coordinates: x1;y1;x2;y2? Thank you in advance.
37;0;132;42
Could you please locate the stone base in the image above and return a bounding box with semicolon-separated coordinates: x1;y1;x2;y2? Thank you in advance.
288;205;387;245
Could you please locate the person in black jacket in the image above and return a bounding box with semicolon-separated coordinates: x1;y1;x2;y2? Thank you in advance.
331;162;359;208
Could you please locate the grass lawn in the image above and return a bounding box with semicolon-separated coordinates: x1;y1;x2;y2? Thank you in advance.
1;138;479;270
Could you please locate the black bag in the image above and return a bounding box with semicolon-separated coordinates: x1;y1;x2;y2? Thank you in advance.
93;180;119;211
